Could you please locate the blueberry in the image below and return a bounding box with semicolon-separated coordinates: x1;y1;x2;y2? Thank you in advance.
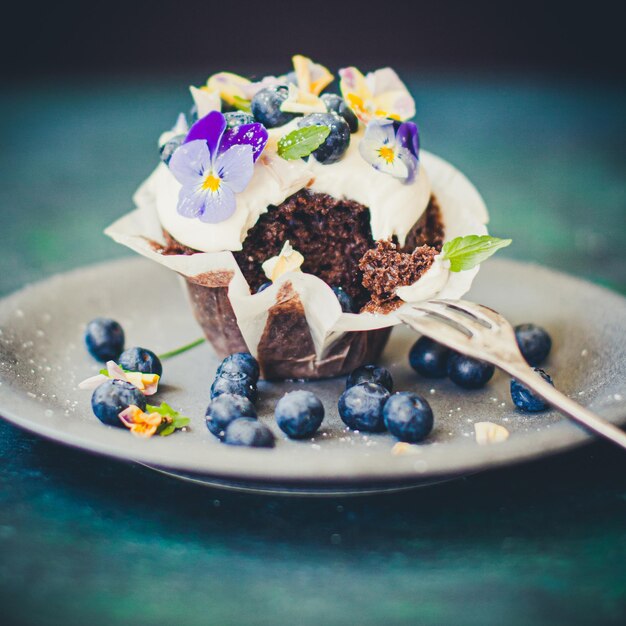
409;336;451;378
119;347;162;377
224;418;275;448
275;390;324;439
511;368;554;412
346;364;393;393
251;85;295;128
320;94;359;133
514;323;552;366
447;353;495;389
383;392;434;443
159;134;186;166
217;352;260;382
206;393;257;440
211;370;258;404
85;317;125;362
338;382;390;432
91;379;146;427
256;281;272;293
332;286;355;313
224;111;255;129
297;112;350;164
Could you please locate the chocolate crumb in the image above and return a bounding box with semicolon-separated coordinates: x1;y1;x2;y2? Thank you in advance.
359;240;438;309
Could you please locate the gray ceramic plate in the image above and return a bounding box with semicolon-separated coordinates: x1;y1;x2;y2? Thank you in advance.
0;258;625;495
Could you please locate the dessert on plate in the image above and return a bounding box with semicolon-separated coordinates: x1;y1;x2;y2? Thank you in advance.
107;55;508;379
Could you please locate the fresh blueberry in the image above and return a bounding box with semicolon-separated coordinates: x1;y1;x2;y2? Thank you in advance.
85;317;125;362
275;390;324;439
447;353;495;389
297;112;350;164
256;281;272;293
320;94;359;133
159;134;186;166
511;368;554;412
251;85;295;128
91;379;146;427
224;418;275;448
206;393;257;440
383;392;434;443
338;382;390;432
224;111;255;129
515;323;552;366
119;347;163;377
346;364;393;393
332;286;355;313
211;371;258;404
409;336;451;378
217;352;260;382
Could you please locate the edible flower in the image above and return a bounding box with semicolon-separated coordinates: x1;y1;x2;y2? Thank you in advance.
359;119;420;183
280;55;334;114
262;240;304;282
78;361;160;395
118;402;191;438
191;72;282;117
169;111;268;223
339;66;415;123
119;405;164;438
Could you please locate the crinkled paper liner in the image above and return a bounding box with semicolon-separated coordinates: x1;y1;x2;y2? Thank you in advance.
105;152;489;380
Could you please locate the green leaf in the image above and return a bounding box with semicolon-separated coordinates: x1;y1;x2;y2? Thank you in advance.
232;96;252;113
442;235;512;272
147;403;190;435
172;417;190;429
158;423;176;437
277;126;330;160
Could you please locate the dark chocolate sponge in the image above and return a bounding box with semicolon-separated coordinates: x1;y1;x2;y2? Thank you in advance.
159;191;445;311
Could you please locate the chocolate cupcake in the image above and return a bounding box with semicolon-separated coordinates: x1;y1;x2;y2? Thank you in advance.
107;56;507;380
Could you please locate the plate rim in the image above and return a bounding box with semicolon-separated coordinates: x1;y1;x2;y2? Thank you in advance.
0;256;625;485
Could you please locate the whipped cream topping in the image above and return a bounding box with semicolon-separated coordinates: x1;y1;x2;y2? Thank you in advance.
154;122;431;253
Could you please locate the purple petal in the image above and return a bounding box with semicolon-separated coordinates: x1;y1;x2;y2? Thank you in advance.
396;122;420;160
220;123;268;162
177;184;208;219
184;110;227;159
396;147;419;184
214;145;255;193
169;140;211;185
198;185;236;223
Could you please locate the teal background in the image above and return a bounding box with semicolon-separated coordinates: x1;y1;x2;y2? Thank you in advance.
0;76;625;625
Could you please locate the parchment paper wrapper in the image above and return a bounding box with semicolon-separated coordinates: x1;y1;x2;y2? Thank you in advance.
105;152;488;380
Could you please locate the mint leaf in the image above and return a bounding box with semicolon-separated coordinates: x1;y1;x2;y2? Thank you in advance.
278;126;330;160
442;235;512;272
147;403;190;436
158;423;176;436
232;96;251;113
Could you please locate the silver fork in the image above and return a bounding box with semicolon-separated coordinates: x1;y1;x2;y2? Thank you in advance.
397;299;626;449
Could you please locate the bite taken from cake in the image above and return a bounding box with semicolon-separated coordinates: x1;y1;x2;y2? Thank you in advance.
106;55;510;379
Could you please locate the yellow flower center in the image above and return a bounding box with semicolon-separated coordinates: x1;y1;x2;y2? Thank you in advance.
202;172;221;192
378;146;395;164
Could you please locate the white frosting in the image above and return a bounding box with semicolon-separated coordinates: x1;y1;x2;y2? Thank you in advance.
154;123;431;252
395;255;451;302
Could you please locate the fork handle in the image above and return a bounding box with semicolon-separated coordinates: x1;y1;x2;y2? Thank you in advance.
504;363;626;449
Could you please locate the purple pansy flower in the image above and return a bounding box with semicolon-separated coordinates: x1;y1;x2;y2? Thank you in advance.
168;111;268;223
359;119;420;183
